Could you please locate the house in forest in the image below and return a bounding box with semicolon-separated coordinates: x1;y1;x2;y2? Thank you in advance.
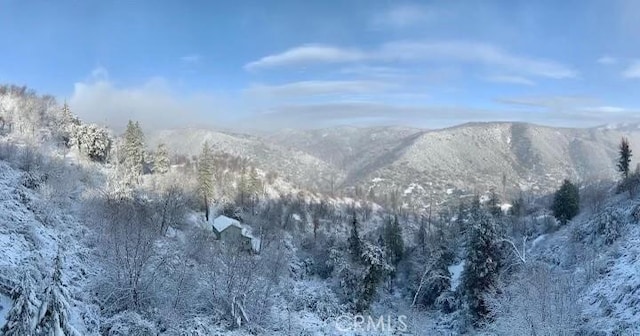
211;215;261;253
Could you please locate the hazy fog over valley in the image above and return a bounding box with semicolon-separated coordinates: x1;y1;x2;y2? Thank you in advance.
1;1;640;335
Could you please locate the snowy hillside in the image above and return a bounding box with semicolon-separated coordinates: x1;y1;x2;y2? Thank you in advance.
0;158;96;335
156;123;640;207
148;128;342;190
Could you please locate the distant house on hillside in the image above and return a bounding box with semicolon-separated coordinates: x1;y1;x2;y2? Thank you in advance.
212;215;261;253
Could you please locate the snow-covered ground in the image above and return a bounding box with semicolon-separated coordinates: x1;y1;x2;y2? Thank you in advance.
448;260;465;291
0;294;11;327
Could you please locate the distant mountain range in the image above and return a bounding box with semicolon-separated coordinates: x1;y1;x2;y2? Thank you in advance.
150;122;640;200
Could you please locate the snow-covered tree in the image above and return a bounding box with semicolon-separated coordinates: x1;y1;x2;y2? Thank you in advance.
486;263;581;335
75;124;111;162
122;120;145;185
152;143;170;174
347;214;362;261
410;247;452;311
415;217;427;253
35;253;80;336
57;102;80;148
383;215;404;266
356;241;393;312
197;141;214;221
551;179;580;225
617;137;632;179
1;272;38;336
461;206;500;325
487;190;502;218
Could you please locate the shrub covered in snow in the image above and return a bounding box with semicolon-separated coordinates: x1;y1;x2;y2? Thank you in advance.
100;311;158;336
486;262;582;335
572;206;627;246
289;281;342;321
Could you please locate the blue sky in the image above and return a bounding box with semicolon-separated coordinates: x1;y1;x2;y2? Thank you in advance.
1;0;640;130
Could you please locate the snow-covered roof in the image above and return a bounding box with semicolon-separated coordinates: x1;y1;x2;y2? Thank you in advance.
241;228;261;252
213;215;242;233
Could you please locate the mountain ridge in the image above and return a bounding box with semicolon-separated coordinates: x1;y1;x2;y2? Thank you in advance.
150;122;640;203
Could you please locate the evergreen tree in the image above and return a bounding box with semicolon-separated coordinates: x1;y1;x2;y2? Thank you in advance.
59;102;79;148
35;253;80;336
356;241;393;312
153;143;170;174
383;215;404;266
551;179;580;225
455;201;466;236
413;246;452;310
487;190;502;217
470;195;481;219
197;141;214;221
618;137;632;179
1;272;38;336
347;214;362;261
416;216;427;253
248;168;262;197
123;120;145;185
509;195;525;217
461;209;500;325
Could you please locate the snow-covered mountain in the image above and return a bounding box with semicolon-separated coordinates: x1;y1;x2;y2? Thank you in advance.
148;128;342;190
154;122;640;200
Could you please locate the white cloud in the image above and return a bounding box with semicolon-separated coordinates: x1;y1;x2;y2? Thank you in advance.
378;41;577;79
245;41;577;79
497;95;596;108
597;56;617;65
485;75;536;86
371;4;437;28
180;54;202;64
69;69;225;131
622;60;640;78
246;80;392;99
496;95;640;124
244;44;365;71
582;106;628;113
338;65;409;79
243;102;501;129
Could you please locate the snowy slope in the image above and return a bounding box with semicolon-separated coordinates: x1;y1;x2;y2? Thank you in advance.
0;160;94;334
0;294;10;327
524;193;640;334
149;128;342;189
272;122;640;197
583;211;640;333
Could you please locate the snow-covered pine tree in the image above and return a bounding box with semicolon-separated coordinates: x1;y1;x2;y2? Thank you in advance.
197;141;214;221
123;120;145;185
411;245;452;310
58;102;80;149
455;201;466;234
356;241;393;312
1;272;38;336
461;203;500;325
347;214;362;261
248;168;261;197
415;216;427;253
618;137;632;179
487;190;502;218
153;143;170;174
35;253;80;336
551;179;580;225
383;215;404;266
